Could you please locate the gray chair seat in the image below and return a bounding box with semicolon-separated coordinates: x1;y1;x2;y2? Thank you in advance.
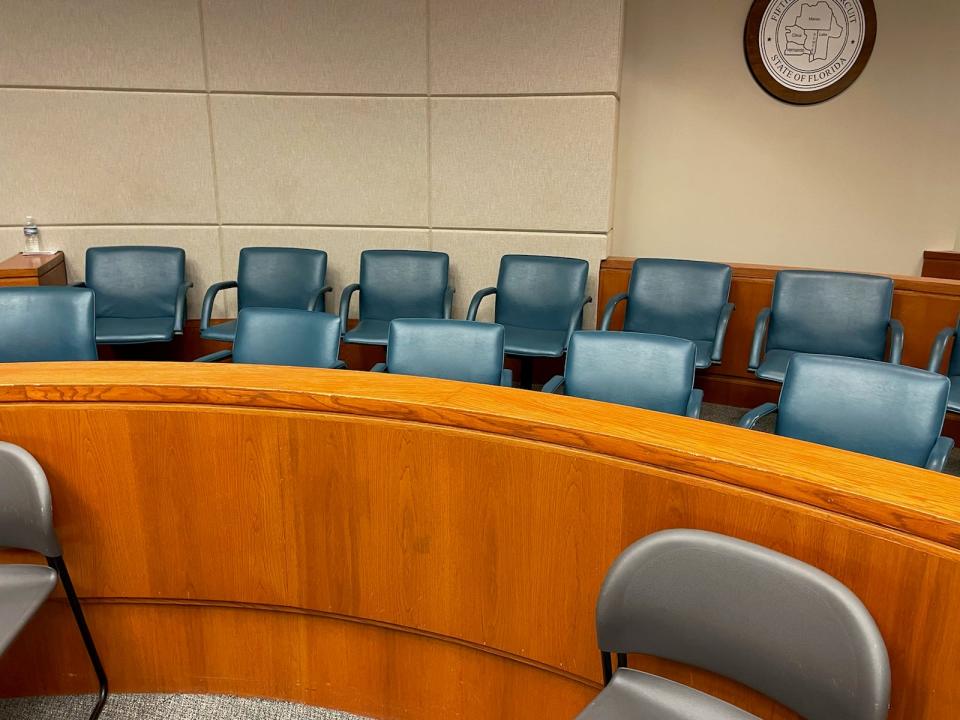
200;319;237;343
577;669;758;720
502;325;568;357
948;377;960;413
0;564;57;655
95;317;176;344
754;348;796;382
343;319;391;346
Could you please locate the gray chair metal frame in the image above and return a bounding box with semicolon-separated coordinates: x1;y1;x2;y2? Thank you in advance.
580;528;890;720
0;442;108;719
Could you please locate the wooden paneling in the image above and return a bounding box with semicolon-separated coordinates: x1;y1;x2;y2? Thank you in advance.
0;364;958;717
922;250;960;281
599;258;960;415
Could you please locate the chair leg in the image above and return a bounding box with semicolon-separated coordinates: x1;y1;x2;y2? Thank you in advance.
520;356;534;389
47;556;109;720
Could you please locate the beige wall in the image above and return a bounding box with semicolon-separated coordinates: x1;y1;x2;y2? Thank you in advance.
614;0;960;275
0;0;622;323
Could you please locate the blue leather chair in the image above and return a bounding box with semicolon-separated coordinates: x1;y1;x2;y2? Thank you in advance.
372;319;512;386
749;270;903;383
199;247;330;344
79;246;191;344
600;258;734;368
542;331;702;418
0;287;97;361
467;254;592;359
339;250;453;347
927;314;960;414
739;354;952;471
578;529;890;720
0;442;109;720
196;308;345;368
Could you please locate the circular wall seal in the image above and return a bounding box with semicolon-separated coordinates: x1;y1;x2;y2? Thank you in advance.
745;0;876;104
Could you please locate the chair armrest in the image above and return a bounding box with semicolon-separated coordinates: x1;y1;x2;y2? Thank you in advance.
308;286;333;312
338;283;361;335
444;287;456;319
748;307;772;371
600;293;629;331
738;402;778;429
887;319;904;365
928;327;956;372
564;296;593;351
926;436;954;472
541;375;566;394
370;362;388;373
711;302;736;363
686;389;704;419
331;360;348;370
467;287;497;321
174;281;193;334
200;280;238;331
194;349;233;363
500;368;513;387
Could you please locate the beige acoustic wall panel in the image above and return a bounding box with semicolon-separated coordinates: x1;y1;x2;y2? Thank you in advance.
212;96;429;227
430;0;623;94
431;230;608;326
431;96;618;233
220;226;430;319
0;90;217;225
202;0;428;94
0;0;204;90
0;226;222;318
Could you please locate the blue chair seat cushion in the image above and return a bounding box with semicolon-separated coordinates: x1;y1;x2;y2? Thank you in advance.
0;564;58;656
755;349;797;382
502;325;568;357
95;317;177;344
948;377;960;413
576;669;758;720
200;320;238;343
343;319;390;346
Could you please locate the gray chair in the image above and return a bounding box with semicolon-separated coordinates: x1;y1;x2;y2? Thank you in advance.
600;258;734;368
542;331;703;418
196;308;345;368
927;314;960;413
739;354;953;471
749;270;903;383
80;246;192;345
577;528;890;720
200;247;331;344
372;318;512;386
0;442;108;719
0;287;98;362
339;250;454;347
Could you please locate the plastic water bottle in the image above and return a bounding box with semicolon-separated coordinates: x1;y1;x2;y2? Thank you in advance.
23;217;40;253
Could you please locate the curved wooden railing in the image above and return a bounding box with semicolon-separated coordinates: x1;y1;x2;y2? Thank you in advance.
0;362;958;719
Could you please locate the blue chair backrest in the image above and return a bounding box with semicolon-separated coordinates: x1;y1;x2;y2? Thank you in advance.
232;308;342;368
596;529;890;720
778;354;948;467
359;250;449;322
0;287;97;362
237;247;327;310
623;258;731;342
563;331;695;415
386;319;505;385
495;255;589;331
766;270;892;359
86;246;185;319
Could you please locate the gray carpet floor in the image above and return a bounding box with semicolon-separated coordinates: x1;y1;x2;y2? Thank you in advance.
0;694;372;720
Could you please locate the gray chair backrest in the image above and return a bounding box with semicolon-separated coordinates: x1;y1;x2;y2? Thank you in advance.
233;308;342;369
596;529;890;720
236;246;328;311
778;354;948;468
85;246;186;319
766;270;893;359
0;286;98;362
358;250;449;322
0;442;61;557
495;254;589;332
386;318;506;385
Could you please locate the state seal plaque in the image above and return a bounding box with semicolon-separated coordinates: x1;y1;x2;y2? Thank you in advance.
745;0;876;104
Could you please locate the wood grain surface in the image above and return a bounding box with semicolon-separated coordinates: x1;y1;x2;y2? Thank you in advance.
0;363;958;718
